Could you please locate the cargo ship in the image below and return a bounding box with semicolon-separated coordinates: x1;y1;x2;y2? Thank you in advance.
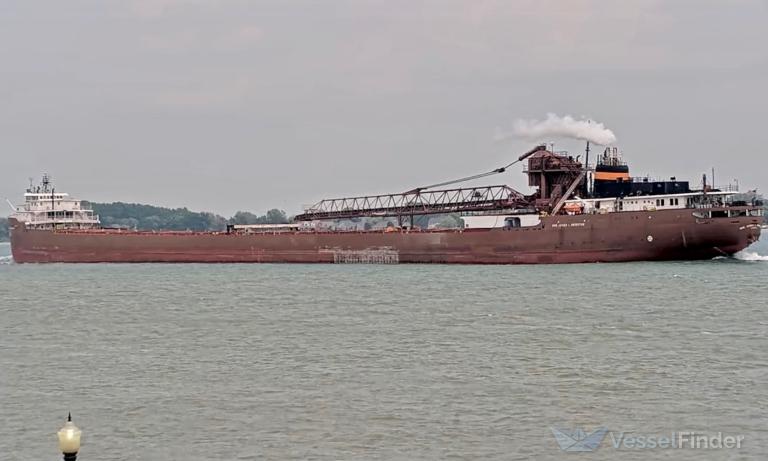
8;145;763;264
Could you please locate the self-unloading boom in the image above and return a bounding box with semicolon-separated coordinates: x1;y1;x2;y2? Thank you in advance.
294;145;548;222
293;185;527;221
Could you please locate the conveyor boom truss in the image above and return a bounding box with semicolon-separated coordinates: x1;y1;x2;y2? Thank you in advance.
294;185;528;221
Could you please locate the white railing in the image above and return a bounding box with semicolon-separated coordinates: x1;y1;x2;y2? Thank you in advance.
19;205;91;212
22;214;100;225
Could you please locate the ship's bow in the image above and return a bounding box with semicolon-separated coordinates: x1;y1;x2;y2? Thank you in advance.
8;218;27;263
691;211;762;258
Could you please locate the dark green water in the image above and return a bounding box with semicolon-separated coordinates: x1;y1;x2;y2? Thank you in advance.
1;241;767;460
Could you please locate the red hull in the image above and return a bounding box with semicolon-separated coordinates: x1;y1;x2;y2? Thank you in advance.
9;210;762;264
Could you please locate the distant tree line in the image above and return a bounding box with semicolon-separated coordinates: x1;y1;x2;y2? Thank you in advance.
229;209;290;226
88;202;289;232
0;217;8;241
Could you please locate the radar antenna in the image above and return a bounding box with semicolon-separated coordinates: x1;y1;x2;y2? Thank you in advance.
41;173;52;193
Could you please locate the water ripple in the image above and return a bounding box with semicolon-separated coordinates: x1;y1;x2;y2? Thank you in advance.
0;243;767;460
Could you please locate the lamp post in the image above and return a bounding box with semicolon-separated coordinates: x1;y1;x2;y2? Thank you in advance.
57;413;82;461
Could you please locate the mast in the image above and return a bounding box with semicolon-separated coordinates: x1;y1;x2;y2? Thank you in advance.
584;141;591;197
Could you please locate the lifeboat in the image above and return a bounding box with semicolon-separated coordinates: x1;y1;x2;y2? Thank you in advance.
563;202;584;214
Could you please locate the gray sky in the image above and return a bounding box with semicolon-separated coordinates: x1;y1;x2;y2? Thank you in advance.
2;0;767;216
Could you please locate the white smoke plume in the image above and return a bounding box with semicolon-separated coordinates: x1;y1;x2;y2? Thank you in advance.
505;113;617;146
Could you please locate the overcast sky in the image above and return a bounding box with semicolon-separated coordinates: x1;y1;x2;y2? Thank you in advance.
1;0;767;216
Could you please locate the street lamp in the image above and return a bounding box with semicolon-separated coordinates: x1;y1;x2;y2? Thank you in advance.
57;413;82;461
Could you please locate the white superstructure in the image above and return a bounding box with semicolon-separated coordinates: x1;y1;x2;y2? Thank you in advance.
9;174;100;229
463;214;541;229
563;191;763;218
461;191;763;229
